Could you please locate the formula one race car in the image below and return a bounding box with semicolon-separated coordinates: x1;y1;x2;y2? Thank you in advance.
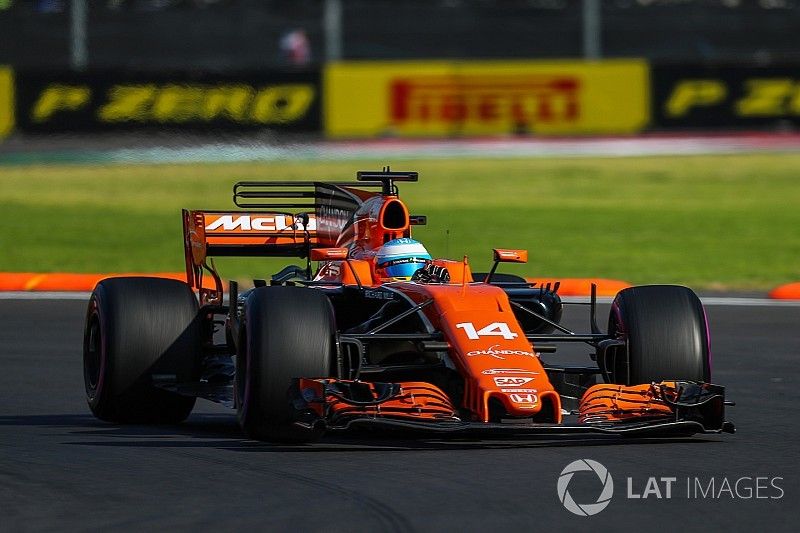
83;170;734;441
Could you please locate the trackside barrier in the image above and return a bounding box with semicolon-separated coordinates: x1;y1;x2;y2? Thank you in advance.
324;60;650;138
652;64;800;130
13;70;322;133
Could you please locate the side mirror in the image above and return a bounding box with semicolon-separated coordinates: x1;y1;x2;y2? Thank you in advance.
484;249;528;284
493;249;528;263
310;248;349;261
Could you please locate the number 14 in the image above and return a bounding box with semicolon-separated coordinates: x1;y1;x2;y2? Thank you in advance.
455;322;518;340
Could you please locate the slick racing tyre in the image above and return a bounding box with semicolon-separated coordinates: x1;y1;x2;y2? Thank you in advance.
83;277;199;423
608;285;711;385
237;286;335;442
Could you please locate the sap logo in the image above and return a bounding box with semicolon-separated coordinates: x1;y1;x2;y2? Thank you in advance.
493;377;533;387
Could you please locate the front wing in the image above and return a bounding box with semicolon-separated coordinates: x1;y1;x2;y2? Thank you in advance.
290;379;735;438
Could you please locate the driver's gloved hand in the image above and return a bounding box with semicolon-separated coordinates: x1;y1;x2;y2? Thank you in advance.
411;263;451;283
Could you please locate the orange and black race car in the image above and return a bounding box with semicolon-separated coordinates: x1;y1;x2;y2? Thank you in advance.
83;170;735;442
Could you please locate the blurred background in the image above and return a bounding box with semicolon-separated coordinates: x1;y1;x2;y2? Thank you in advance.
1;0;799;290
2;0;800;142
3;0;800;69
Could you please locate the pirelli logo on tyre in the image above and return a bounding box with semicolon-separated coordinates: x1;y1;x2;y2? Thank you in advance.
324;60;649;137
14;70;321;132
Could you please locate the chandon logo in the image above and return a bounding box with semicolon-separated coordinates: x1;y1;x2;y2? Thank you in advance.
466;345;535;360
557;459;614;517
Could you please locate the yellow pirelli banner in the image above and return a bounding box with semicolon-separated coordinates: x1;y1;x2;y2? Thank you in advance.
0;66;14;139
324;60;650;138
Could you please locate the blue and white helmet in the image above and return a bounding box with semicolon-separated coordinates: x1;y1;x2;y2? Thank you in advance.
376;238;432;279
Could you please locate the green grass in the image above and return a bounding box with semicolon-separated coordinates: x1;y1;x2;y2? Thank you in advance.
1;154;799;290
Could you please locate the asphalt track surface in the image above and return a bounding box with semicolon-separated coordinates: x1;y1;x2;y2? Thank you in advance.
1;296;798;531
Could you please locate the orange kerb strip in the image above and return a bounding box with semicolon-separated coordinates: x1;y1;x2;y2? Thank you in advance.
525;278;631;297
769;282;800;300
0;272;215;291
0;272;630;294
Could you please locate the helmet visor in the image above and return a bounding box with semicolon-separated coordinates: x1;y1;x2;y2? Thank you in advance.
379;257;431;279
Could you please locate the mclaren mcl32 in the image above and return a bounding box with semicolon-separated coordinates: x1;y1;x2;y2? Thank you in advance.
83;170;734;442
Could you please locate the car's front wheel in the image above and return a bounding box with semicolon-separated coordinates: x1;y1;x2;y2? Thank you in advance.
236;286;335;442
608;284;711;385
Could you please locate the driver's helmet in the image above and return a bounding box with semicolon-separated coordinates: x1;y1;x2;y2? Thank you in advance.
375;238;432;279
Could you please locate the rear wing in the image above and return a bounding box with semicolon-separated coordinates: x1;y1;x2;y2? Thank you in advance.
183;209;317;259
182;180;371;299
183;172;419;302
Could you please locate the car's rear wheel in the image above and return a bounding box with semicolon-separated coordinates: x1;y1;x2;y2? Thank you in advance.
236;286;335;442
83;277;199;423
608;285;710;385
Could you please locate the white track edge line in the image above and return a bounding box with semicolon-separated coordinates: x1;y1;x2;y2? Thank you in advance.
0;291;93;300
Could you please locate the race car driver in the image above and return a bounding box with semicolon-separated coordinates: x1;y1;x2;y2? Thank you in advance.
375;238;449;283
